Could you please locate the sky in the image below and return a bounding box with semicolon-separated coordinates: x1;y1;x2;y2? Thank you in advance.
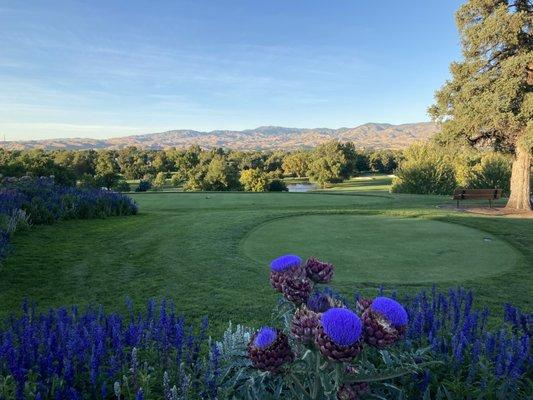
0;0;464;141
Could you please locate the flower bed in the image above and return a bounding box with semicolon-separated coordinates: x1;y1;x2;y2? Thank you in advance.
0;176;137;261
0;255;530;399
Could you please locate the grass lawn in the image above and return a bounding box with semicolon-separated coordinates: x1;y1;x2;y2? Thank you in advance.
0;181;531;335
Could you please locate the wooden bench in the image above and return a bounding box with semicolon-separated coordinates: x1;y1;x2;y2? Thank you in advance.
452;188;502;208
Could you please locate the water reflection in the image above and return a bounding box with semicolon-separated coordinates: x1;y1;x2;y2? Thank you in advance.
286;183;317;192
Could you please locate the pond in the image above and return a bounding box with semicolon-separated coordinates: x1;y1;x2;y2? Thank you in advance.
286;183;318;192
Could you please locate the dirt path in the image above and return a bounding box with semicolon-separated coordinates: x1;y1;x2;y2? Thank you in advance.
438;204;533;218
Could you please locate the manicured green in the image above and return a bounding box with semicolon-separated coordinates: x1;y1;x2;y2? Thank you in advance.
0;184;531;335
242;214;519;284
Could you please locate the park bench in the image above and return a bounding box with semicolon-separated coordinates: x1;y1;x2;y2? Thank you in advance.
452;188;502;208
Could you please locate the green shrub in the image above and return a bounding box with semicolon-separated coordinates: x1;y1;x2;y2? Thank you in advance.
135;180;152;192
170;173;183;187
113;180;131;192
239;168;269;192
391;144;457;195
466;152;512;194
153;172;167;190
267;179;288;192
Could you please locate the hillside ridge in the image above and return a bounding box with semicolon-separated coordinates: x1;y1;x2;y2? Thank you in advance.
2;122;439;151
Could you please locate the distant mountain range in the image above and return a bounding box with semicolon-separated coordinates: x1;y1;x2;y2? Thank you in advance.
1;122;439;151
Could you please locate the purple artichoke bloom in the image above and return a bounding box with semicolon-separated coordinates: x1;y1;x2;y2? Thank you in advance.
370;297;408;327
269;254;303;292
321;308;362;346
270;254;302;272
248;327;294;372
254;327;277;349
315;308;364;362
363;297;408;348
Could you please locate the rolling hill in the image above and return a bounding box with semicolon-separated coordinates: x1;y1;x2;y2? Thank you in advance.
1;122;439;151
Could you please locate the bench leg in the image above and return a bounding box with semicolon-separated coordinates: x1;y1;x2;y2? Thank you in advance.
457;200;459;208
489;199;492;208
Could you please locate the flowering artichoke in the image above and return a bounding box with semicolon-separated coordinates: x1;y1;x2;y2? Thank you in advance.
355;297;373;314
337;382;370;400
282;276;313;305
248;327;294;372
305;257;334;283
362;296;408;348
315;308;363;362
269;254;303;292
291;305;321;343
307;291;344;313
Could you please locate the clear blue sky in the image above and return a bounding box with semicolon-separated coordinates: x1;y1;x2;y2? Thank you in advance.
0;0;464;141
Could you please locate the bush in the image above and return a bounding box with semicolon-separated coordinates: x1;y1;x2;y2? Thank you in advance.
239;168;269;192
267;179;288;192
170;173;183;187
467;152;512;195
391;144;514;196
391;144;457;195
153;172;167;190
135;180;152;192
113;180;131;192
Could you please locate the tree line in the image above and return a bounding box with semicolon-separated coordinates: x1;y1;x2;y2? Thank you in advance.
0;143;401;192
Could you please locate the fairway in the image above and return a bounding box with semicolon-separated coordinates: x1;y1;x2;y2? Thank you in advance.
241;214;519;283
0;191;531;334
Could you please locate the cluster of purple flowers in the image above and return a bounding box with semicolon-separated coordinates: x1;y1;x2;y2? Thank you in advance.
0;299;218;400
356;286;532;396
248;254;409;400
0;176;137;261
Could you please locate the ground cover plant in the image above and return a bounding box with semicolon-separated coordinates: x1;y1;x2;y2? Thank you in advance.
0;176;137;261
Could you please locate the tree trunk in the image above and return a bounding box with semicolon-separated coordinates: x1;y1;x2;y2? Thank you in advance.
506;143;532;211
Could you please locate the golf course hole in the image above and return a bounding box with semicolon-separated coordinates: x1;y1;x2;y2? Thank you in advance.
241;214;520;284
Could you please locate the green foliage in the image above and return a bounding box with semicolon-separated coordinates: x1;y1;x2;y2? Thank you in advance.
203;155;241;191
135;180;152;192
170;173;183;187
429;0;532;153
113;180;132;192
307;142;349;187
267;179;288;192
94;151;120;189
368;150;400;174
467;152;512;194
240;169;269;192
391;144;457;195
282;151;309;178
0;144;405;193
153;172;168;190
392;143;513;195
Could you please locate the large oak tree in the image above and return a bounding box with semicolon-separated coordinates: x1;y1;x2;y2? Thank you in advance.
429;0;532;210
